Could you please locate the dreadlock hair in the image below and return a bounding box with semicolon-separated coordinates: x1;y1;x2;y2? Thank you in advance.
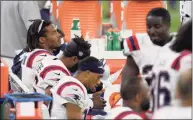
24;19;52;52
170;20;192;52
63;35;91;60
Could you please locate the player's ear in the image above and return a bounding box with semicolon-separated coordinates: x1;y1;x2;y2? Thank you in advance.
73;56;78;62
84;70;91;80
39;37;46;44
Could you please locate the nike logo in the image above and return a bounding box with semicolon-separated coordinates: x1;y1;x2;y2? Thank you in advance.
73;88;78;91
54;73;60;76
39;54;47;57
36;58;44;62
48;78;60;81
98;66;104;69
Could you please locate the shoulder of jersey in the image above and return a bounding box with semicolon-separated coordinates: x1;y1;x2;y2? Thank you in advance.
124;34;152;50
123;34;153;56
58;76;82;85
56;76;87;96
108;107;143;119
39;56;71;76
23;49;52;68
171;50;191;71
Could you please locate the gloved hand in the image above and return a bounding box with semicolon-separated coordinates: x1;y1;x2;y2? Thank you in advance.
92;89;106;109
87;82;103;94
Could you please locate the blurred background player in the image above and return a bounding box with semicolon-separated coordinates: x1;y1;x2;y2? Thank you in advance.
105;76;150;119
1;1;41;68
150;19;192;112
50;56;106;119
121;8;173;86
152;68;192;119
180;0;192;24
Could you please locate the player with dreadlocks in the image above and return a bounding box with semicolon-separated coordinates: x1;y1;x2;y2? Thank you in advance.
18;19;61;91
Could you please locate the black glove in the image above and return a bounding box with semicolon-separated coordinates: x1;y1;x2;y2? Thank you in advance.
92;90;106;109
87;82;103;94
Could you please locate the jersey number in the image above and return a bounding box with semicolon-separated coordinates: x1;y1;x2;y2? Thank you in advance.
151;71;171;111
142;65;153;86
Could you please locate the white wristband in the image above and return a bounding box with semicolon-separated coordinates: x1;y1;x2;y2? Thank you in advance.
88;98;94;108
88;94;93;98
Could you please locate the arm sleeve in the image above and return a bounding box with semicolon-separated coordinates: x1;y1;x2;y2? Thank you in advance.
123;34;161;71
18;1;41;30
57;83;86;109
179;54;192;72
123;34;153;56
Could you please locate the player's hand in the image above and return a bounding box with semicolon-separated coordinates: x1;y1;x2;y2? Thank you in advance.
92;89;106;109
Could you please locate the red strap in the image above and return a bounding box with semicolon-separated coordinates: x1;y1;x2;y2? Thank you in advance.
39;65;71;79
171;50;191;71
26;50;51;68
56;81;85;98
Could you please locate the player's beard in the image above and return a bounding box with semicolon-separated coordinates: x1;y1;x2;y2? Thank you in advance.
152;40;166;47
140;98;150;111
68;62;79;73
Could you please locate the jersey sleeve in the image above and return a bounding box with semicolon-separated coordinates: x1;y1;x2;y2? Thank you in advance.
122;34;153;56
171;50;191;72
56;81;87;109
122;34;160;70
179;54;191;72
36;65;71;89
35;57;71;89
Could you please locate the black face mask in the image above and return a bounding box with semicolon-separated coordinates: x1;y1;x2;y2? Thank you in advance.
140;98;150;111
68;62;79;73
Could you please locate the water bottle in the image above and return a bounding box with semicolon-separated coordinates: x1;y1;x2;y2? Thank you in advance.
70;18;81;39
106;28;113;51
112;28;121;51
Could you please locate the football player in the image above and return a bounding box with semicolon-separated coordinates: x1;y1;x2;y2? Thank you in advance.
150;20;192;112
122;7;174;86
180;0;192;24
20;19;61;91
152;68;192;119
50;56;105;119
105;76;150;119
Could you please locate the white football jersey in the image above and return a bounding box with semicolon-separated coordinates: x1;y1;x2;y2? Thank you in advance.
34;55;71;94
152;106;191;119
123;34;176;85
50;76;91;119
123;34;161;81
105;106;143;119
21;49;52;91
180;1;192;24
150;45;191;112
